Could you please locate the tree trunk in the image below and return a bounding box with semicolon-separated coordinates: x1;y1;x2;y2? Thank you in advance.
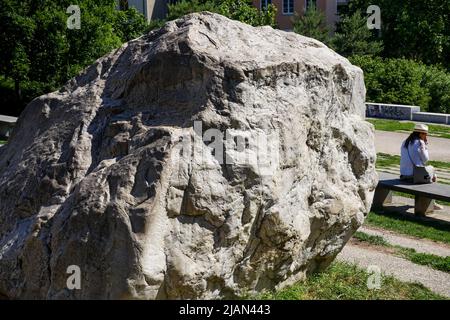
14;78;22;102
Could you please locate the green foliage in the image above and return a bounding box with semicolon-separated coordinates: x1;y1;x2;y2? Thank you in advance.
0;0;150;116
331;10;382;57
167;0;276;27
351;55;450;113
167;0;216;21
114;7;150;42
293;3;330;44
350;55;430;109
64;0;123;81
147;19;167;31
218;0;277;27
343;0;450;68
0;0;277;117
2;0;448;118
332;1;449;112
421;65;450;114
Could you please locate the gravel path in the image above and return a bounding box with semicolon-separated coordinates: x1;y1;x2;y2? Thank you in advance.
375;130;450;162
337;243;450;298
359;225;450;257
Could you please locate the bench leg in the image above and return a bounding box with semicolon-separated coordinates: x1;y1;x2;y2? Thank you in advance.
414;196;434;216
372;186;393;209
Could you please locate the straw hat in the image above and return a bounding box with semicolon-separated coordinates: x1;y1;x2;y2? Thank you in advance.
413;123;429;134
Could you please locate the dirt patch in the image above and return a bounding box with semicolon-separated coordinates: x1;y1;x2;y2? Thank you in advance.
348;238;397;255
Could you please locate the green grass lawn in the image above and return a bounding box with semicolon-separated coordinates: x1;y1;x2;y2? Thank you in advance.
0;140;6;145
256;262;445;300
399;248;450;273
367;118;450;139
366;211;450;245
353;231;450;273
376;152;450;171
353;231;390;246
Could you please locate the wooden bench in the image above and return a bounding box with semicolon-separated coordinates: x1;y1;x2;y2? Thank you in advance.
373;172;450;216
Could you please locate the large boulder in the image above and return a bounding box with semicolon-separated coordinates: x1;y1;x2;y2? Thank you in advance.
0;12;377;299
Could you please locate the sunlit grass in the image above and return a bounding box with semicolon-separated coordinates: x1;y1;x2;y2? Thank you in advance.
367;118;450;139
354;231;450;273
255;262;445;300
366;211;450;245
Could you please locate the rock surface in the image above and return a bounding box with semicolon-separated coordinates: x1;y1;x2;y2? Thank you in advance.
0;12;377;299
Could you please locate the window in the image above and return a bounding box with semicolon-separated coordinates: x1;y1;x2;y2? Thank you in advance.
261;0;272;10
283;0;294;15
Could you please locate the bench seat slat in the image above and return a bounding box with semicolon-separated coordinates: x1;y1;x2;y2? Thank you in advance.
377;172;450;202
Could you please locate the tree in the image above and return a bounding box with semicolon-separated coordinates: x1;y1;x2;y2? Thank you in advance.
0;0;150;116
292;3;330;44
217;0;277;27
0;0;39;103
331;10;382;57
114;7;150;42
342;0;449;67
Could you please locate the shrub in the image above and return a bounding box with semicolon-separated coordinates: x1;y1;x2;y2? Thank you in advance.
350;55;431;110
420;65;450;114
342;0;449;68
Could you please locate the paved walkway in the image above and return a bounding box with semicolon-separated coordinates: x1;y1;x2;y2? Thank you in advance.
338;199;450;298
375;130;450;162
337;243;450;298
359;225;450;257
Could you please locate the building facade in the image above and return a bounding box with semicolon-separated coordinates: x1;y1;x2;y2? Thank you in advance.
118;0;175;21
252;0;348;30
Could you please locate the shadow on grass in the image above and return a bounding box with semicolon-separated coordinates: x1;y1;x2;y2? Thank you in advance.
371;207;450;233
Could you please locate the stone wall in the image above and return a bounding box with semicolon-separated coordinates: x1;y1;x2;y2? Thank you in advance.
366;103;450;125
366;103;420;120
412;112;449;125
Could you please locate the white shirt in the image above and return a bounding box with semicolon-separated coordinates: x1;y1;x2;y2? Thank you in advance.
400;139;429;176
